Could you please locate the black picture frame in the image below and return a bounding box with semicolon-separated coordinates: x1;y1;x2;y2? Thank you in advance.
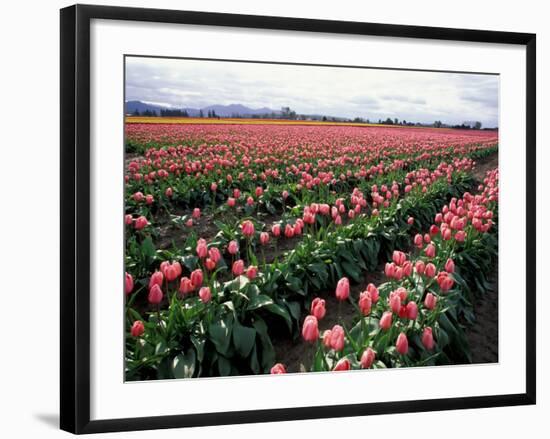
60;4;536;434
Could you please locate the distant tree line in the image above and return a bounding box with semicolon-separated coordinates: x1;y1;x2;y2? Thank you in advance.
129;106;492;130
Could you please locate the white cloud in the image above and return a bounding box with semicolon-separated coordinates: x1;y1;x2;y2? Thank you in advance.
126;56;499;127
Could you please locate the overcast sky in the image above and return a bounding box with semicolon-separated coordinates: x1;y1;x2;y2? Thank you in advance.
126;56;499;127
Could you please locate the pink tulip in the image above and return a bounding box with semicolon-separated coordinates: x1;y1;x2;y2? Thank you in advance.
310;298;326;320
329;325;345;351
149;270;163;289
389;292;402;313
302;315;319;342
366;283;379;303
165;264;178;282
272;224;281;237
360;347;376;369
260;232;270;245
205;258;216;271
407;216;414;225
425;243;436;258
379;311;393;330
335;277;350;301
192;208;201;219
208;247;221;264
333;358;351;371
134;216;148;230
148;284;163;305
414;234;423;248
282;190;289;200
190;269;203;289
445;258;455;273
125;214;133;225
228;240;239;255
422;327;435;350
199;286;212;303
232;259;244;276
284;224;294;238
385;262;396;278
130;320;145;337
196;239;208;258
246;196;254;206
392;251;406;266
227;197;236;207
241;220;255;237
424;292;437;310
270;363;287;374
406;301;418;320
415;260;425;275
437;272;454;292
125;272;134;295
359;291;372;315
425;263;437;278
455;230;466;242
132;191;144;202
145;194;154;205
396;332;409;355
255;186;264;197
165;187;173;197
246;265;258;280
179;277;194;295
210;182;217;192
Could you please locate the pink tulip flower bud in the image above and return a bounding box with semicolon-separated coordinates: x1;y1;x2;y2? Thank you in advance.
335;277;350;301
134;216;148;230
322;330;333;348
199;286;212;303
329;325;345;351
149;270;164;289
125;214;133;225
227;240;239;255
260;232;270;245
359;291;372;316
333;358;351;371
130;320;145;337
148;284;163;305
414;234;423;248
379;311;393;330
415;260;425;274
241;220;255;237
232;259;245;276
389;291;402;314
396;332;409;355
196;240;208;258
425;263;437;278
311;298;326;320
227;197;236;207
271;224;281;237
406;301;418;320
302;315;319;342
179;277;194;295
424;292;437;310
246;265;258;280
270;363;287;374
445;258;455;273
455;230;466;242
360;347;376;369
366;283;379;303
425;243;436;258
125;272;134;295
422;327;435;350
190;269;203;289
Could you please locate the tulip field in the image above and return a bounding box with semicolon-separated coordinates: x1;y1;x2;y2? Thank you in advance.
124;120;499;380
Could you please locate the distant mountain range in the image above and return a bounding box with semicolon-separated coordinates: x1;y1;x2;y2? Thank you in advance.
125;100;280;117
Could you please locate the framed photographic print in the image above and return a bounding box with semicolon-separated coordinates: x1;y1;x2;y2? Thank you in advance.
60;4;536;434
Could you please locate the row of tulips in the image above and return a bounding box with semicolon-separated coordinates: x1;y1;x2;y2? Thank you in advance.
269;167;499;373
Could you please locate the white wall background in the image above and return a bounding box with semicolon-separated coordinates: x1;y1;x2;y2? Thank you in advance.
0;0;546;437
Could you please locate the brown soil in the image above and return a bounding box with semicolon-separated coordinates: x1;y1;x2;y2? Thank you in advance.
472;152;499;183
465;260;499;363
272;269;386;373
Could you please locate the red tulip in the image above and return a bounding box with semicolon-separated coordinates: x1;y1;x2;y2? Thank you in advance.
396;332;409;355
360;347;376;369
335;277;350;301
130;320;145;337
302;315;319;342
